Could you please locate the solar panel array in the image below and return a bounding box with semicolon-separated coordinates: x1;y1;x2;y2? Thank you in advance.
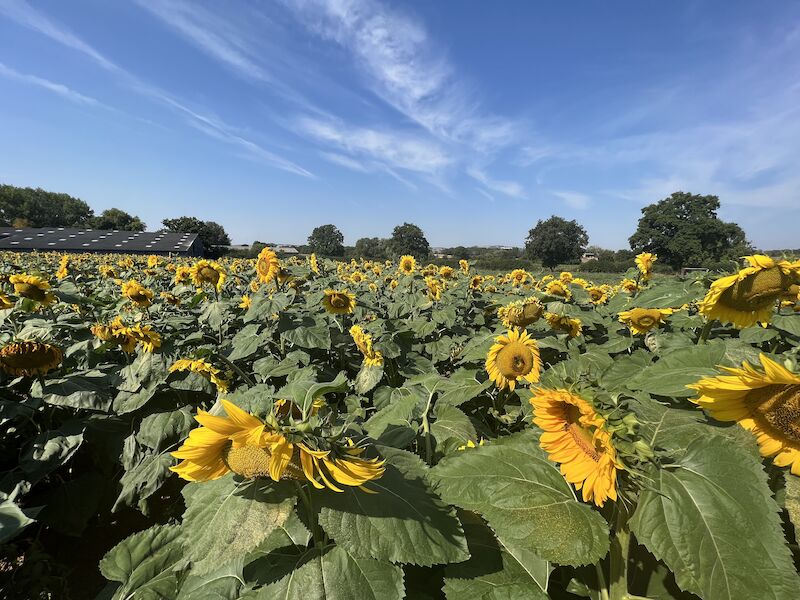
0;227;202;255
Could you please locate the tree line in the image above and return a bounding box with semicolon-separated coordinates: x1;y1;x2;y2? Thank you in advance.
2;183;753;269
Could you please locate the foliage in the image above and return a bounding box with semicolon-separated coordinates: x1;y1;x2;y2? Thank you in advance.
0;183;94;228
162;216;231;255
629;191;752;269
525;215;589;269
388;222;430;260
0;248;799;599
354;237;388;259
308;224;345;257
89;208;146;231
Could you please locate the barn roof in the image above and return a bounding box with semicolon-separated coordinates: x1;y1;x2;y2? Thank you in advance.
0;227;201;254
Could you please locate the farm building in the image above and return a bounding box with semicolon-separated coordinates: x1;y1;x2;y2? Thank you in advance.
0;227;204;256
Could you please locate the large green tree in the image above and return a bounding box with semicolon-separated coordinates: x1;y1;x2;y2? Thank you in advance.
162;216;231;256
525;215;588;269
354;237;388;259
388;223;430;260
0;184;94;227
89;208;146;231
307;224;345;256
629;192;751;269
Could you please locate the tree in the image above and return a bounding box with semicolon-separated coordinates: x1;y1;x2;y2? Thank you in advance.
89;208;146;231
162;216;231;256
354;237;388;259
388;222;430;260
629;192;752;269
307;224;344;256
525;216;588;269
0;184;94;227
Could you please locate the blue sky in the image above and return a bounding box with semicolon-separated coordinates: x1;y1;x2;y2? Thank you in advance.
1;1;799;249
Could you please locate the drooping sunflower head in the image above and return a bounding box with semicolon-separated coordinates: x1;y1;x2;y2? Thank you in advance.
323;289;356;314
99;264;117;278
469;275;484;291
635;252;656;279
120;279;154;307
689;354;800;474
498;297;544;329
161;291;181;306
586;286;608;305
618;307;673;335
349;324;383;366
190;260;226;292
698;255;799;328
425;276;442;301
256;247;281;284
545;279;572;300
0;341;63;377
398;255;417;275
56;255;69;279
0;294;14;310
459;259;470;275
485;328;542;390
531;388;619;506
9;274;56;306
238;295;252;309
309;253;320;275
545;312;582;337
619;278;638;293
169;358;228;392
559;271;573;283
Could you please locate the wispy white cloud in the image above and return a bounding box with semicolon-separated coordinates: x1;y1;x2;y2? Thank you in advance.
466;167;525;199
319;151;369;172
0;0;313;178
298;116;452;174
0;61;103;107
552;190;591;210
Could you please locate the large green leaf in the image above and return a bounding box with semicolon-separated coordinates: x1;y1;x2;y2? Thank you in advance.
0;498;35;544
317;448;469;566
242;546;404;600
20;419;85;482
31;370;114;411
430;430;610;566
431;404;476;456
628;342;727;397
363;388;424;447
630;435;799;600
281;320;331;350
772;314;800;337
180;476;295;575
99;524;183;600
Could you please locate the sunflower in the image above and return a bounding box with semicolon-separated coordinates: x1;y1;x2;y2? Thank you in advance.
618;307;673;335
309;253;320;275
174;266;192;285
323;289;356;314
439;266;455;280
238;295;252;309
425;276;442;301
171;400;385;491
0;294;14;310
161;291;181;306
619;278;638;293
459;259;470;275
56;255;69;280
469;275;484;291
118;257;134;270
169;358;229;392
0;341;63;377
498;297;544;329
635;252;656;280
256;247;281;284
349;325;383;367
586;286;608;305
190;260;226;292
9;274;56;306
398;255;417;275
349;271;365;284
544;279;572;301
697;255;799;328
510;269;529;286
147;255;159;268
689;354;800;474
485;328;541;390
560;271;573;283
531;388;619;506
545;312;582;337
99;264;117;278
121;280;154;308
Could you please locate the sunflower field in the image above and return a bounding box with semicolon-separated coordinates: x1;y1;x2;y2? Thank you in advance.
1;249;800;600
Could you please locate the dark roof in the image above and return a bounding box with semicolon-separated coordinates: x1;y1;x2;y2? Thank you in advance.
0;227;201;254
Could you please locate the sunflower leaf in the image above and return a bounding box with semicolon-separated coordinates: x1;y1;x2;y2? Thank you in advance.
630;435;800;600
180;476;295;576
429;430;610;567
627;341;727;397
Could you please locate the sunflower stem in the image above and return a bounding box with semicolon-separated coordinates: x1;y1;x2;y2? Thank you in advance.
697;319;713;344
214;353;255;387
421;390;435;465
608;503;631;600
595;563;610;600
295;482;321;548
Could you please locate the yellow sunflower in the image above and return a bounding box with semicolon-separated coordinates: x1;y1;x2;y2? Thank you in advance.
239;295;252;309
619;278;638;293
545;312;582;337
545;279;572;300
498;297;544;329
459;259;470;275
323;289;356;314
9;274;56;306
349;325;383;367
559;271;573;283
0;341;63;377
121;280;154;308
309;253;320;275
171;400;385;491
439;266;455;280
689;354;800;474
190;260;226;292
697;255;799;328
349;271;365;284
510;269;529;286
56;255;69;280
485;328;542;390
531;388;619;507
425;276;443;301
174;266;192;285
586;286;608;305
469;275;484;290
161;292;181;306
99;264;117;278
618;307;673;335
169;358;229;392
398;255;417;275
126;324;162;353
635;252;656;280
0;294;14;310
256;247;281;284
